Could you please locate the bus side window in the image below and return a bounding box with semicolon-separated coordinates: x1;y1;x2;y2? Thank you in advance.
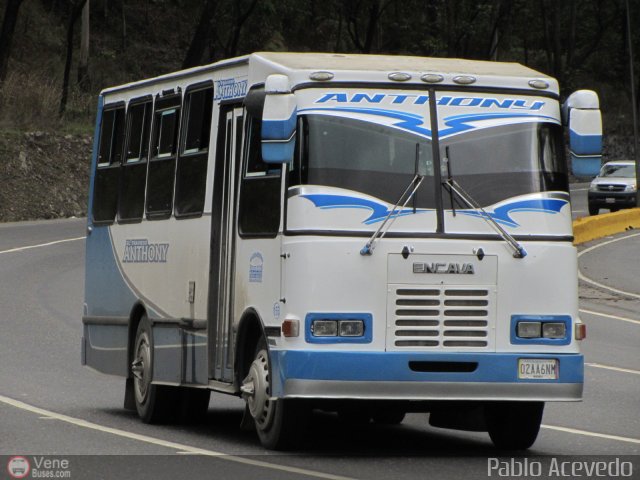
146;94;181;219
118;97;152;223
175;84;213;217
238;115;283;237
93;104;125;223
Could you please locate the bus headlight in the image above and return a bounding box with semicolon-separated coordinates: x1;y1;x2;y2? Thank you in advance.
306;313;372;343
339;320;365;337
542;322;566;339
517;321;541;338
311;320;338;336
511;315;571;344
311;319;365;337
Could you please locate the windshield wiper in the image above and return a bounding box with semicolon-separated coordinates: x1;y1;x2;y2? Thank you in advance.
442;175;528;259
361;144;424;256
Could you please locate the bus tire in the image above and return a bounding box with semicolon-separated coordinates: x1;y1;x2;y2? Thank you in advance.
485;401;544;450
242;339;308;450
131;315;178;423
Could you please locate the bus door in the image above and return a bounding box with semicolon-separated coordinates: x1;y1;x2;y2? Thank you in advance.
208;105;244;382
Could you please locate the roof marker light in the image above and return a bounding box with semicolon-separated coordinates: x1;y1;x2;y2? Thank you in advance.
529;79;549;90
388;72;412;82
309;71;334;81
421;73;444;83
453;75;476;85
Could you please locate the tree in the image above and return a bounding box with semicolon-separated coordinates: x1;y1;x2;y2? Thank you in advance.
344;0;391;54
223;0;259;58
182;0;217;69
77;0;90;90
0;0;25;83
59;0;88;116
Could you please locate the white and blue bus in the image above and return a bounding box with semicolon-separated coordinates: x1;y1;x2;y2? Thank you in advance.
82;52;601;450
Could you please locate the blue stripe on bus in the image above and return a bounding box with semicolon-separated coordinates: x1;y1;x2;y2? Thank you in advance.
262;140;295;164
87;95;104;225
270;351;583;394
569;130;602;155
262;110;297;140
571;154;602;177
84;226;137;317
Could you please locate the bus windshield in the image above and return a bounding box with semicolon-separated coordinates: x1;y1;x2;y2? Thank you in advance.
295;114;568;209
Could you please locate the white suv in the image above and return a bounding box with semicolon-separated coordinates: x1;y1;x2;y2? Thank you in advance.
588;160;637;215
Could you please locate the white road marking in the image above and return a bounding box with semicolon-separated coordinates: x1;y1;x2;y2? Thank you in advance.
577;232;640;299
2;392;639;463
586;363;640;376
0;237;85;255
541;424;640;445
578;270;640;300
579;308;640;326
0;394;355;480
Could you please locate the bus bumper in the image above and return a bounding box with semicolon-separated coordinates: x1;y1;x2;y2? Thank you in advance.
270;351;583;401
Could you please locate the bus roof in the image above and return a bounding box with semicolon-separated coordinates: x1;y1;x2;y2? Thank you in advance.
101;52;558;98
255;52;547;78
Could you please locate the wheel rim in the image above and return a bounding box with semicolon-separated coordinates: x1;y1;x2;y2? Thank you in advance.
241;349;274;430
132;332;151;405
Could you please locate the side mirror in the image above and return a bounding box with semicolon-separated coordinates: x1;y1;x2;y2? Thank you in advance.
261;74;296;164
563;90;602;178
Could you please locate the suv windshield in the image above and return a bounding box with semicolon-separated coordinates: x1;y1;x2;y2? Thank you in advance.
291;114;567;208
601;164;635;178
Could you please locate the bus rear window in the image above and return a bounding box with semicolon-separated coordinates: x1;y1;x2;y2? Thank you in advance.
93;104;124;223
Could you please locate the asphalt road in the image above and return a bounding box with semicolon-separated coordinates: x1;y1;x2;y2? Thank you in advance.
1;216;639;480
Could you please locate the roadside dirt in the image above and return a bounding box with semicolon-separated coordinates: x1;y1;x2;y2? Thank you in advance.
0;131;92;222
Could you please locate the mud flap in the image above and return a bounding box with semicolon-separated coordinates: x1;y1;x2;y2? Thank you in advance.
240;404;256;431
123;377;136;411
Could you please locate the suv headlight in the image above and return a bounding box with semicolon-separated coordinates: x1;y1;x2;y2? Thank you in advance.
624;184;636;192
589;182;598;192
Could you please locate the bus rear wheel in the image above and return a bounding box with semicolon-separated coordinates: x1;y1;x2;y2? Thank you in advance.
131;316;178;423
485;401;544;450
241;339;308;450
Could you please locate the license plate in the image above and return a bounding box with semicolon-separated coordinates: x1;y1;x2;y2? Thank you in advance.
605;197;616;204
518;359;558;380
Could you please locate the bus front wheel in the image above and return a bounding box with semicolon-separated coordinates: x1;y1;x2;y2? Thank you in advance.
242;339;308;450
485;401;544;450
131;316;178;423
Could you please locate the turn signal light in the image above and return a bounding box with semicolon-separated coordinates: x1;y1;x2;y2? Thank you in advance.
575;323;587;341
282;318;300;337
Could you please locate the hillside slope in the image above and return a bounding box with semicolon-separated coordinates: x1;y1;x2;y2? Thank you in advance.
0;131;91;222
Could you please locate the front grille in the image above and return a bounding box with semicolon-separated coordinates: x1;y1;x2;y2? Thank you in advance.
597;184;626;192
387;286;495;350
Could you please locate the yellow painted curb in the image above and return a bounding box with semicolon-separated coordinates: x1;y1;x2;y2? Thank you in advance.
573;208;640;245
